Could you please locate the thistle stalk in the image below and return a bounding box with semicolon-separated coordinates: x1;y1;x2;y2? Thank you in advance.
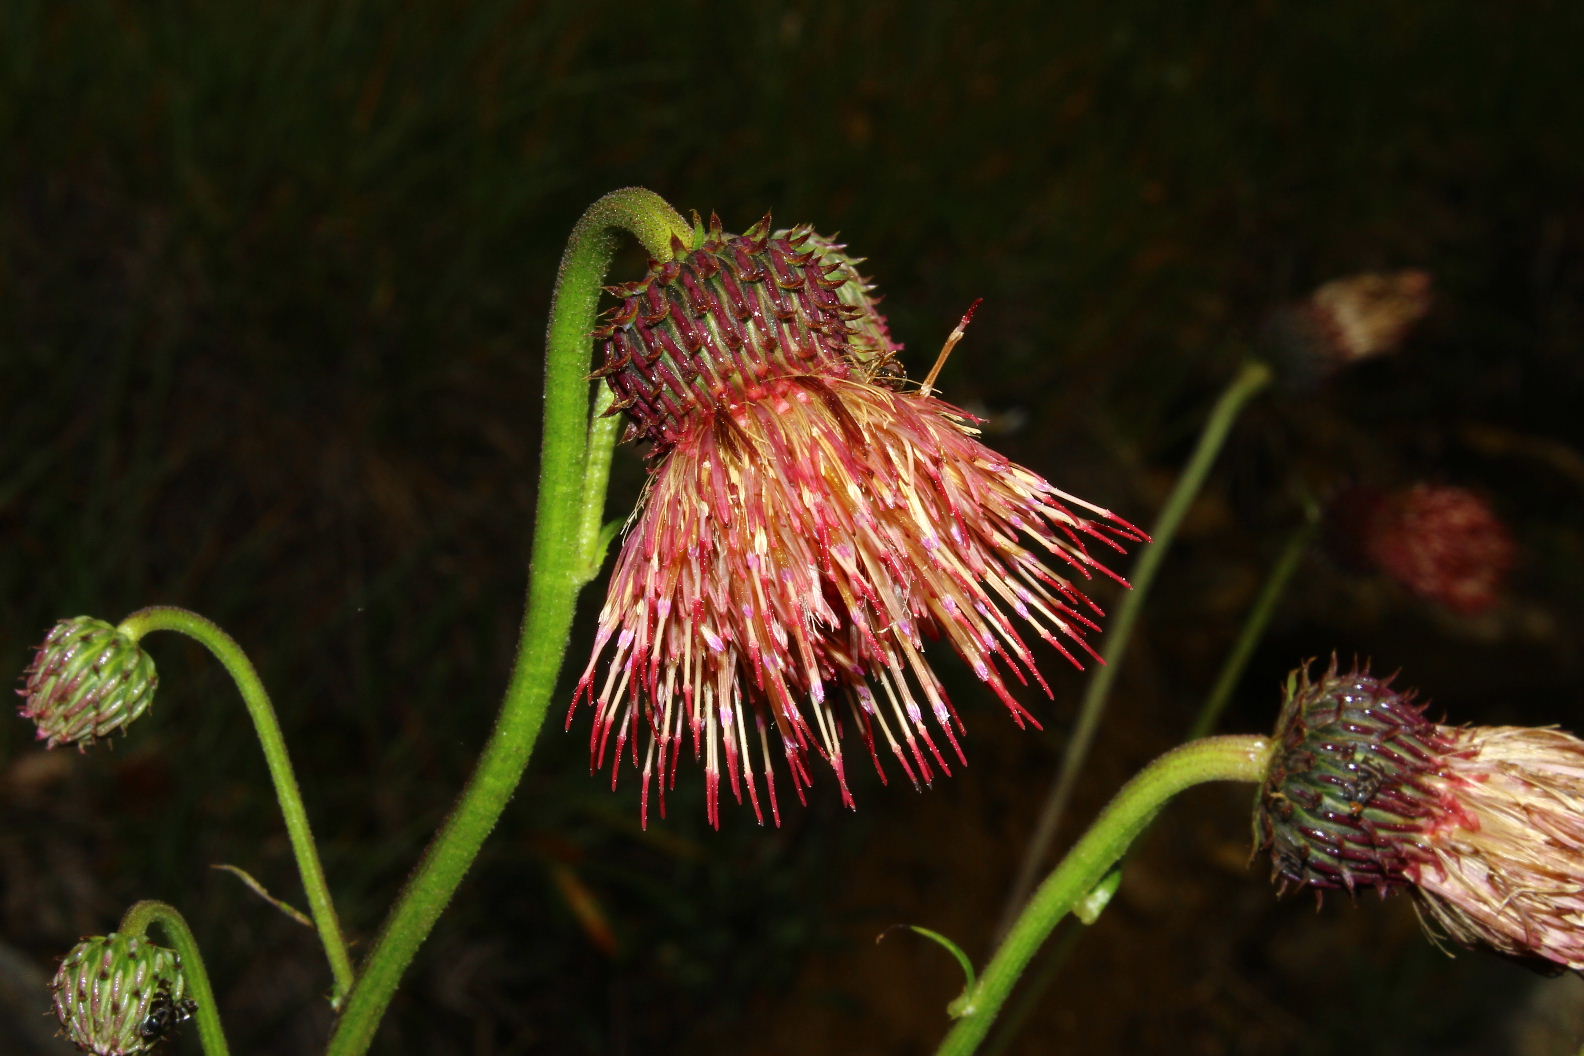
996;359;1272;933
117;900;230;1056
324;188;692;1055
937;735;1273;1056
114;606;354;1006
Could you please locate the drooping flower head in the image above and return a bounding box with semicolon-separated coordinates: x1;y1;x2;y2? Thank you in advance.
1261;269;1433;388
19;616;158;749
51;931;196;1055
1328;483;1516;615
571;216;1145;827
1255;658;1584;971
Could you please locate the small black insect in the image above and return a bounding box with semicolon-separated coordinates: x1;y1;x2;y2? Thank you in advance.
138;988;197;1044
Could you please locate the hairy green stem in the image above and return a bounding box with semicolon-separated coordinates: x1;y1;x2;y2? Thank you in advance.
983;507;1317;1050
937;735;1273;1055
119;900;231;1056
116;605;354;1005
995;359;1272;935
578;386;624;580
324;188;691;1055
1185;513;1318;740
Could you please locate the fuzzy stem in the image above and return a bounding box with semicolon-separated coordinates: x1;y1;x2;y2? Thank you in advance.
323;188;691;1056
578;385;624;580
116;605;354;1006
119;900;231;1056
995;359;1273;935
937;735;1273;1056
983;508;1316;1051
1185;512;1318;740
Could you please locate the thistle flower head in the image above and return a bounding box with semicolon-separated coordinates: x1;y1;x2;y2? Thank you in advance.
1331;483;1516;614
19;616;158;749
51;932;196;1055
1255;659;1584;971
1254;659;1456;894
574;216;1145;826
1261;268;1432;387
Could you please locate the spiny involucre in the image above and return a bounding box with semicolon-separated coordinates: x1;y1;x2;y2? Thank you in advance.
1256;658;1584;972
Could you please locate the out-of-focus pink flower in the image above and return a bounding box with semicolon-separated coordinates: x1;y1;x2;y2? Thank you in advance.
570;217;1144;826
1347;483;1516;614
1255;659;1584;971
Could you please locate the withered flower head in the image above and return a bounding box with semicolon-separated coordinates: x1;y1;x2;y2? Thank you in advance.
570;216;1145;826
1261;268;1432;387
1255;658;1584;972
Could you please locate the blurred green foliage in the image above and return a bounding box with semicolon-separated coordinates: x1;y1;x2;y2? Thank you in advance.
4;2;1584;1053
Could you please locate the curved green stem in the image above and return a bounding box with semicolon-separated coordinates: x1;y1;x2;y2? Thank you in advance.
1185;511;1318;740
116;605;355;1006
983;505;1318;1051
937;735;1273;1055
578;385;625;581
119;900;231;1056
995;358;1273;935
324;187;692;1056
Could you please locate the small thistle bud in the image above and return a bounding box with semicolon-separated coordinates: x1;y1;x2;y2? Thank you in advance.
1255;659;1584;971
1328;484;1515;614
18;617;157;749
51;932;196;1055
1261;268;1432;387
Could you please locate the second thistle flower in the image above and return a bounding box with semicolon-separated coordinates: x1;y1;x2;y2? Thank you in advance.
1255;659;1584;972
572;216;1145;826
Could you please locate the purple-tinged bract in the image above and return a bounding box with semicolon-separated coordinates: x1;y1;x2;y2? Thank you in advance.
1256;658;1584;972
19;616;157;749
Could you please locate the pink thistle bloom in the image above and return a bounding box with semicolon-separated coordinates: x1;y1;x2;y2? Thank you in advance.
1340;483;1516;615
569;217;1145;827
1255;659;1584;971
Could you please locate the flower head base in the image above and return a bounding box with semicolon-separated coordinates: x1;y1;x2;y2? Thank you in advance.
574;217;1145;826
19;616;158;749
1330;484;1516;614
1261;269;1433;388
1255;659;1584;971
51;932;196;1055
1255;659;1456;894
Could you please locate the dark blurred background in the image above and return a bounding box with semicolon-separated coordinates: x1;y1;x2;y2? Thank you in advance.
4;2;1584;1053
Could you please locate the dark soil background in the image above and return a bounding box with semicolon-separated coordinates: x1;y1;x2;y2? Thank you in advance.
4;3;1584;1054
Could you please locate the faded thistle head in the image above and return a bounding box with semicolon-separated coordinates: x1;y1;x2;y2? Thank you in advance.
572;215;1145;826
1255;658;1584;972
1261;268;1432;388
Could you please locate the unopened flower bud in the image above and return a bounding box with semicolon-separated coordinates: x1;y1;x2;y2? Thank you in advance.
51;932;196;1055
1255;659;1584;971
18;617;158;748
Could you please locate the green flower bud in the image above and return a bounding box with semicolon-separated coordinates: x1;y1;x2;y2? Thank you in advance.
51;932;195;1055
18;617;157;748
